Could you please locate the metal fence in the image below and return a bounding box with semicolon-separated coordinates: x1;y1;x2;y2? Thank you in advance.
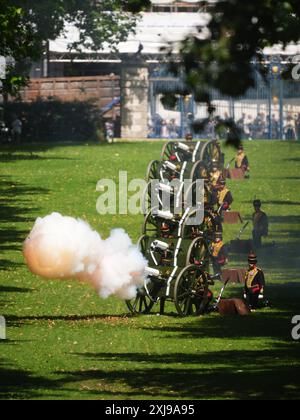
148;65;300;140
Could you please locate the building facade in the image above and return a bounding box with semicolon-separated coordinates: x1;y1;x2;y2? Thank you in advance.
26;1;300;139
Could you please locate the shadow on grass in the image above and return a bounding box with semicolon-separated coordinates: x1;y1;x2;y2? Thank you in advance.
1;292;299;399
2;344;299;400
0;358;61;400
0;286;33;294
0;258;24;270
4;314;132;327
0;153;76;163
54;340;300;400
0;175;49;257
0;141;103;157
268;215;300;225
0;285;34;308
242;200;300;206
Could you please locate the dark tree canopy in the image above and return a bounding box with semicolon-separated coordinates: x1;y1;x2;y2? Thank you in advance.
160;0;300;145
0;0;151;95
176;0;300;100
1;0;300;144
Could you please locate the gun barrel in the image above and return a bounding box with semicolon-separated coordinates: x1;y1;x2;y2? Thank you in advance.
151;240;169;252
164;161;177;172
177;143;191;153
145;267;161;278
155;210;174;220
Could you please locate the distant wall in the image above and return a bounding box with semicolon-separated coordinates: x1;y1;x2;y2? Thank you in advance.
17;75;120;118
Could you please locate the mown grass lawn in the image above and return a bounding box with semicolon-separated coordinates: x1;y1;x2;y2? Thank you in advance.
0;140;300;400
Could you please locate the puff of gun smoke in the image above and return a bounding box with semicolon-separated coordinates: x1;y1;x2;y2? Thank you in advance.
23;213;147;300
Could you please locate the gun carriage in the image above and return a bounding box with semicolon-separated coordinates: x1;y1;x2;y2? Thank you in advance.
127;138;226;316
161;139;224;168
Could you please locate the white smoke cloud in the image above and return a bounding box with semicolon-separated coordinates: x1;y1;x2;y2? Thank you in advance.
23;213;147;300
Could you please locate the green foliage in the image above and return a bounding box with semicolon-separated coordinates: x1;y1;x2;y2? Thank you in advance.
170;0;300;98
4;99;104;142
0;0;150;95
163;0;300;146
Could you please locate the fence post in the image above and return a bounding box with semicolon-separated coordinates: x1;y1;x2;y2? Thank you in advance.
179;95;184;138
268;78;272;140
229;98;235;120
0;316;6;340
0;56;6;106
279;77;284;140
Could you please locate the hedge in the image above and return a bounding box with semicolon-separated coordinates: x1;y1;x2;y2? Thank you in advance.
4;99;104;143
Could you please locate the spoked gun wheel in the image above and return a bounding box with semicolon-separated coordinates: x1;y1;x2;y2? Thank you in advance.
174;265;209;317
126;290;155;315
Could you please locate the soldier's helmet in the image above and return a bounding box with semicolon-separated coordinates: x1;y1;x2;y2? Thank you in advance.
214;231;223;241
248;253;258;265
218;178;226;187
211;159;219;171
253;199;262;208
185;133;193;141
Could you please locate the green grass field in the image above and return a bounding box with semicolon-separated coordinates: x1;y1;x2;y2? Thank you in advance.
0;140;300;400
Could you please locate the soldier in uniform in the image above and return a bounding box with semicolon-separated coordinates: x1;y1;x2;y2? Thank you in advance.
215;178;233;212
244;254;266;309
252;199;269;249
211;232;228;274
210;161;222;187
235;145;250;173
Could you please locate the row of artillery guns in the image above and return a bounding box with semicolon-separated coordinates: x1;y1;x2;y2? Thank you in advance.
126;139;231;317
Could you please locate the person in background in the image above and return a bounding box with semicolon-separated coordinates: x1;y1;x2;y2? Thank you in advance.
167;119;179;139
235;145;250;174
252;199;269;249
215;178;234;212
161;120;169;138
295;114;300;141
244;254;266;310
245;115;254;140
284;115;296;140
105;120;114;143
237;113;246;139
210;231;228;274
271;114;279;139
210;160;222;187
153;114;163;138
11;114;22;144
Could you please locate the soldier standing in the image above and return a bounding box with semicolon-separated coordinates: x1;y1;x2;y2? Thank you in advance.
215;178;233;212
211;232;228;274
252;200;269;249
235;145;250;173
210;160;222;187
11;114;22;144
244;254;266;309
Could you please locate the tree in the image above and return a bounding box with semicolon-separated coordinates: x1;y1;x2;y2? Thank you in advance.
0;0;151;96
163;0;300;145
2;0;300;144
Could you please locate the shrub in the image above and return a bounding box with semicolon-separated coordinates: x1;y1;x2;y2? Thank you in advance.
4;99;104;143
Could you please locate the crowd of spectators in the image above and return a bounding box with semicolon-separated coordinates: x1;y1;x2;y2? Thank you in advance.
236;112;300;140
148;111;300;140
148;114;181;139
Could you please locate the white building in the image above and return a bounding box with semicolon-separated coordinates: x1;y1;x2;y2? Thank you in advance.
30;0;300;139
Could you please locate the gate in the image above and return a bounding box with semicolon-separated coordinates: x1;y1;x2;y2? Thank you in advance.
148;62;300;140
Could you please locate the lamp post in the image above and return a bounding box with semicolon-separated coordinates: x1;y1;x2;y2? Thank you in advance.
267;55;284;140
42;41;50;78
0;56;7;125
0;56;6;105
